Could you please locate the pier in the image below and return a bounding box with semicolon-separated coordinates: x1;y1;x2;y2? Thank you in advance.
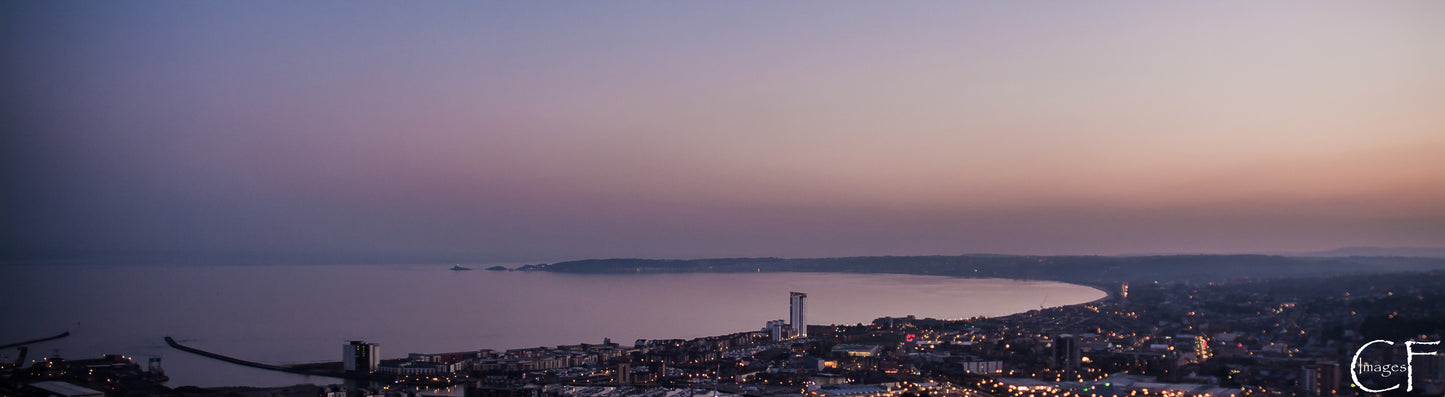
164;336;346;379
0;331;71;350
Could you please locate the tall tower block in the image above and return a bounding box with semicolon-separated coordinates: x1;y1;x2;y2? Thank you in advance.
790;292;807;338
343;341;379;373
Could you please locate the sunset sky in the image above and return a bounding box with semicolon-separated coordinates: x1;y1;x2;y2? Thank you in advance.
3;2;1442;263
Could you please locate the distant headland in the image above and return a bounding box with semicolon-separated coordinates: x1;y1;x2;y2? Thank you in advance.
498;254;1445;288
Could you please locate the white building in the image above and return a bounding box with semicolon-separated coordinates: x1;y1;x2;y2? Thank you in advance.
790;292;807;338
378;360;465;376
960;360;1003;374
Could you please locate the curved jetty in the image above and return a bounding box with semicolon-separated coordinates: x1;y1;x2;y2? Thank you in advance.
166;336;355;381
165;336;293;372
0;331;71;349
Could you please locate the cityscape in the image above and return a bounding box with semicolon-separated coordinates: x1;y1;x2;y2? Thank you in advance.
4;260;1445;397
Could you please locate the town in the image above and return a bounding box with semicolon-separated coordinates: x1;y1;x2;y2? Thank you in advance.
3;271;1444;397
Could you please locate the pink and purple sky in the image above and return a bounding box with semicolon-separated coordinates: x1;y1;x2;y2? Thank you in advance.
2;2;1441;263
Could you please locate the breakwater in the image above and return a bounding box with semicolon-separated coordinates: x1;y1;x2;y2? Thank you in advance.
0;331;70;349
165;336;347;380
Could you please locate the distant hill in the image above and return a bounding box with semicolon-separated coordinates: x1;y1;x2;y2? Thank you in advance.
535;254;1445;287
1300;246;1445;258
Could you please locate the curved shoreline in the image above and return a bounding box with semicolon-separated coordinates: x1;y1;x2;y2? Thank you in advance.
931;275;1111;321
154;273;1107;389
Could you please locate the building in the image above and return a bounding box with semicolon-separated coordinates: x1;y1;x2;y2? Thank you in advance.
1053;334;1080;371
617;361;632;384
960;360;1004;375
378;360;465;376
765;319;788;341
1302;362;1340;396
26;381;104;397
345;341;381;373
834;344;881;357
790;292;807;338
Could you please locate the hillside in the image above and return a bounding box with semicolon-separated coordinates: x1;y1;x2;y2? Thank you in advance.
533;254;1445;287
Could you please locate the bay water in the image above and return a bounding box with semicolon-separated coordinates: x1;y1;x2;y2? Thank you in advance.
0;264;1105;387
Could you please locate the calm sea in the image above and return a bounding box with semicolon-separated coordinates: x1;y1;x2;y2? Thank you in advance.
0;264;1105;388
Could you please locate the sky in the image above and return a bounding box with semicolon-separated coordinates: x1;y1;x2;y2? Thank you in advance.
2;1;1442;264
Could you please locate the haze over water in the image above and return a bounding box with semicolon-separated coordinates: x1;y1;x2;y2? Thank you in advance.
0;264;1104;387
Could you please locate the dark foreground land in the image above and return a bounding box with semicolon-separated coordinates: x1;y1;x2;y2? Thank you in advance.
4;255;1445;397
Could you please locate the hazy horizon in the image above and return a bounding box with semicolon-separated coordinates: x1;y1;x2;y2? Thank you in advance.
4;2;1442;264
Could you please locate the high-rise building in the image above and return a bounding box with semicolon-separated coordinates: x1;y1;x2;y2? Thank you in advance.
790;292;807;338
1053;334;1079;371
344;341;380;373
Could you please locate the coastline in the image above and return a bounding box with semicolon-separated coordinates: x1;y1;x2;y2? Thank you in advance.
164;273;1109;389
